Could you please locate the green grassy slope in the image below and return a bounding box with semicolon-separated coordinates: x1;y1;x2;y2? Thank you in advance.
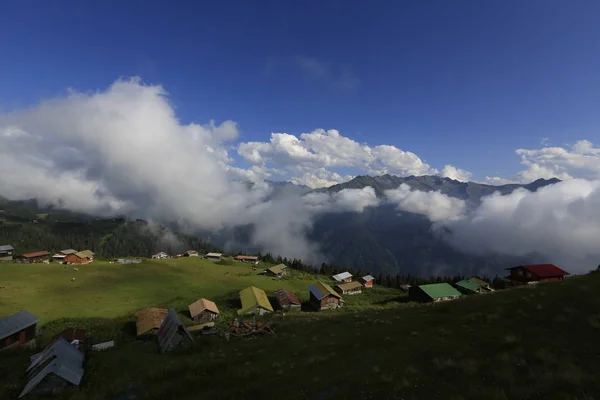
1;260;599;399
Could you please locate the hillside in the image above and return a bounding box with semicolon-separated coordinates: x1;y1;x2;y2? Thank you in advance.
0;259;599;399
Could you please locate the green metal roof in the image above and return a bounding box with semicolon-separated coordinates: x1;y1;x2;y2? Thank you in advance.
455;280;481;292
418;283;462;299
238;286;274;314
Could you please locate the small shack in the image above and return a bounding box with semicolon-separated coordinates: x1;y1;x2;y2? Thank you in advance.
0;244;14;261
188;298;220;323
64;250;94;264
455;279;483;294
185;250;199;257
238;286;274;316
0;310;40;350
266;264;288;277
360;275;375;288
205;252;223;261
136;307;169;337
409;283;462;303
309;282;344;311
505;264;569;284
335;281;363;295
332;272;353;283
156;309;194;353
274;288;301;311
22;251;50;263
468;277;494;291
236;255;259;264
20;337;84;398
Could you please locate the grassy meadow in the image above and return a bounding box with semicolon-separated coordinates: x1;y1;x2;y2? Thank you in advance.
1;258;600;399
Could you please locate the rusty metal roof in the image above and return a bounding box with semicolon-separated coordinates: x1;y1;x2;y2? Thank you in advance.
188;298;219;318
22;251;50;258
236;255;258;260
136;307;168;336
274;288;301;307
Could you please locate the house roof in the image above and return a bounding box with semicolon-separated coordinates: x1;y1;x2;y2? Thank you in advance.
236;255;258;260
188;298;219;318
51;328;87;344
20;361;84;398
274;288;301;307
455;280;481;292
508;264;570;278
0;245;14;252
0;310;40;340
332;272;353;281
136;307;169;336
239;286;273;314
75;250;94;258
418;283;462;299
337;281;363;291
22;251;50;258
468;277;490;287
157;309;193;353
27;337;83;374
268;264;288;274
309;281;342;300
206;252;223;257
59;249;78;255
361;275;375;282
186;250;198;254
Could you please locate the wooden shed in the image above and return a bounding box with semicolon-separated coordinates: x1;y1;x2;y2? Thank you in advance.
205;252;223;261
156;309;194;353
267;264;288;277
136;307;169;337
185;250;199;257
309;282;344;311
0;310;39;350
360;275;375;288
238;286;274;316
188;298;219;323
335;281;363;295
274;288;301;311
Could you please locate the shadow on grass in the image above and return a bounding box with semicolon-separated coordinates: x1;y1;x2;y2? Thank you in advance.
374;295;413;305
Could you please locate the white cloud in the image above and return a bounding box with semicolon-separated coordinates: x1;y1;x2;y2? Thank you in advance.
289;168;351;189
440;165;472;182
483;176;518;185
385;184;466;222
444;179;600;273
303;187;379;213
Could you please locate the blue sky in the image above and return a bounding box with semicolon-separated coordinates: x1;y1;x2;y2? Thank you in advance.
2;0;600;183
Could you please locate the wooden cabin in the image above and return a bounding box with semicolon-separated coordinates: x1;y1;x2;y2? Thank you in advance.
309;282;344;311
22;251;50;263
64;250;94;264
236;255;259;264
0;310;40;350
468;277;495;291
185;250;199;257
274;288;301;311
335;281;363;295
505;264;569;284
332;272;353;283
205;252;223;261
360;275;375;288
266;264;288;277
454;279;484;294
238;286;274;316
156;309;194;353
409;283;462;303
0;244;14;261
188;298;219;323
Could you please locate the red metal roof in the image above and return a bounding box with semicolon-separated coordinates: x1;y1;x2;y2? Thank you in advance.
509;264;569;278
22;251;50;258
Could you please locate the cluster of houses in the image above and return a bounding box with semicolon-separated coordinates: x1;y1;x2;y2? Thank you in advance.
0;245;95;264
151;251;260;265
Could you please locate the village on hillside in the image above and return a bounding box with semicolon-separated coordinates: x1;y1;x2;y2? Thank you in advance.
0;242;573;398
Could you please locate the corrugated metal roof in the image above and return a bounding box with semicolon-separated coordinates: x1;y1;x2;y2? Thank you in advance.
509;264;570;278
188;298;219;318
361;275;375;282
22;251;49;258
455;280;481;292
238;286;274;314
205;253;223;257
336;281;362;291
274;288;301;307
136;307;168;336
418;283;462;299
468;277;490;287
0;310;39;340
156;309;194;353
59;249;78;255
332;272;352;281
309;282;342;300
268;264;288;274
0;244;14;252
27;338;83;375
20;362;84;398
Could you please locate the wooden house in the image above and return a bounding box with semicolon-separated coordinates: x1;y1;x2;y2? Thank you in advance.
0;244;14;261
236;255;259;264
309;282;344;311
266;264;288;277
151;252;169;259
409;283;462;303
332;272;353;283
454;279;484;294
188;298;219;323
52;249;77;262
0;310;40;350
205;252;223;261
505;264;569;284
335;281;363;295
274;288;301;311
64;250;94;264
238;286;274;316
360;275;375;288
185;250;199;257
20;338;84;398
468;277;494;291
136;307;169;337
157;309;194;353
22;251;50;263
